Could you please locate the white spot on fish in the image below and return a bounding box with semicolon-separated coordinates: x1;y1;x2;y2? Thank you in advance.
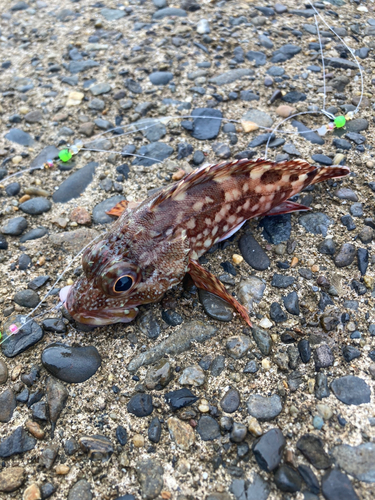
174;191;187;201
282;174;290;183
212;226;218;236
243;183;249;193
204;238;212;248
186;218;196;229
250;169;263;180
215;213;222;223
191;251;198;260
193;200;204;212
255;185;263;193
205;196;214;204
228;214;236;224
205;218;212;226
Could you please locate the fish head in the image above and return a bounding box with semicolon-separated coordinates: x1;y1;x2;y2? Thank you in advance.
61;227;189;326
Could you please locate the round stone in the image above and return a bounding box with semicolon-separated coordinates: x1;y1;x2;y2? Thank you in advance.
41;343;102;383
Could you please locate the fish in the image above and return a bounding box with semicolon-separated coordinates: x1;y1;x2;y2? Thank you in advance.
60;158;350;327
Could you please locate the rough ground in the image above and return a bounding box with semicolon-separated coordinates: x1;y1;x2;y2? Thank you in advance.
0;0;374;499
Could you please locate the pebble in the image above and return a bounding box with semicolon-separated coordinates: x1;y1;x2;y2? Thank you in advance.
92;195;125;224
335;188;358;201
149;72;174;85
237;277;266;311
191;108;222;140
148;417;162;443
357;248;368;275
67;480;92;500
292;120;324;145
271;274;295;288
5;182;21;196
283;291;300;315
40;444;58;469
342;345;361;362
247;394;282;420
2;315;44;358
167;417;195;450
220;388;240;413
198;290;233;322
318;238;336;255
296;434;332;469
25;420;45;440
331;375;371;405
20;227;48;243
165;388;198;410
331;442;375;483
5;128;35;146
127;394;153;417
79;435;114;461
271;44;301;62
1;216;28;236
145;360;172;390
0;466;25;493
0;426;36;458
226;335;250;359
135;459;164;500
0;360;8;384
269;302;286;323
299;212;333;235
42;343;101;383
196;415;220;441
161;309;183;326
321;469;359;500
133;142;173;167
209;69;253;86
0;388;16;423
334;243;356;267
260;214;291;244
276;105;295;118
46;377;68;435
230;422;247;443
53;162;98;203
178;365;205;386
252;428;286;472
252;326;272;355
274;464;302;493
238;233;270;270
128;321;216;372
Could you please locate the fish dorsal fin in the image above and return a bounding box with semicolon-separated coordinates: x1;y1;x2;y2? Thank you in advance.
149;158;315;209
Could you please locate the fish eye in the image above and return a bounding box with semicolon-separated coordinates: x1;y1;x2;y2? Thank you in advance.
114;275;134;293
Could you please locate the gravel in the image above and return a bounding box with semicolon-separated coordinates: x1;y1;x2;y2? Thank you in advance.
0;1;373;499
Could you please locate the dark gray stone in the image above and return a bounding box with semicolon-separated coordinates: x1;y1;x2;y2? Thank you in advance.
19;197;51;215
296;434;332;469
5;128;35;146
321;469;359;500
42;343;101;383
53;162;98;203
331;375;371;405
239;233;270;270
197;415;220;440
252;428;286;472
191;108;222;140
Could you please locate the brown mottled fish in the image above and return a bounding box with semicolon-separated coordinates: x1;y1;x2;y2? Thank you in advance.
60;159;349;326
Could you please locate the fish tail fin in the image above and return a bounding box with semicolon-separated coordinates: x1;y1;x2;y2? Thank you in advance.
311;166;350;185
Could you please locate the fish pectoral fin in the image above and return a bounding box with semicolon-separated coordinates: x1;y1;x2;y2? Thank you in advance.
188;259;251;327
264;200;311;216
106;200;141;217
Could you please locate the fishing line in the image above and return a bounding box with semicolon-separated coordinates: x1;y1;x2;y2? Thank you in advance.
264;2;364;158
1;5;366;341
1;232;105;342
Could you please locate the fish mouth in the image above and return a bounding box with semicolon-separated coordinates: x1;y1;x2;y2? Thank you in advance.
60;285;138;326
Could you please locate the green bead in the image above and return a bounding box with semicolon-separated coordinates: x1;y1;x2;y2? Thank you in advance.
334;115;346;128
58;149;73;162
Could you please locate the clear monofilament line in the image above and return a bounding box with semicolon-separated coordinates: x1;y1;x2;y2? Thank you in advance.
308;0;364;113
1;232;106;343
314;13;327;113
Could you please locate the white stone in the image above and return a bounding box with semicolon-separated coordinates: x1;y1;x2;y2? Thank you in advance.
196;19;210;34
